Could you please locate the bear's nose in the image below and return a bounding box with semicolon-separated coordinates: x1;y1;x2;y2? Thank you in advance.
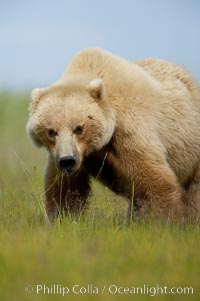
58;156;76;171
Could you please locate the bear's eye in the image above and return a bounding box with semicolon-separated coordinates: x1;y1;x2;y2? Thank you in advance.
73;125;83;135
47;129;57;138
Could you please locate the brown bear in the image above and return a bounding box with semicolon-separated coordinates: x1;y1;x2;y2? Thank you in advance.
27;48;200;222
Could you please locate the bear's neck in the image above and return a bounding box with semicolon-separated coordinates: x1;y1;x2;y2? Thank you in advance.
64;48;158;101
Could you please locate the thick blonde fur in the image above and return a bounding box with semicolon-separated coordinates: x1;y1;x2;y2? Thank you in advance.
27;48;200;222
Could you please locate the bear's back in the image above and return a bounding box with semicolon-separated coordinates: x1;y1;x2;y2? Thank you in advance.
135;58;200;106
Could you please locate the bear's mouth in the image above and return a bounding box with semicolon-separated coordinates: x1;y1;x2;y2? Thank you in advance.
61;167;81;178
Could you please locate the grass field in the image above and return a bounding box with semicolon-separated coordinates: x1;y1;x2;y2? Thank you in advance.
0;93;199;301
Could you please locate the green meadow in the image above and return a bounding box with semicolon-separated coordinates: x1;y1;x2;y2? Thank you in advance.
0;93;199;301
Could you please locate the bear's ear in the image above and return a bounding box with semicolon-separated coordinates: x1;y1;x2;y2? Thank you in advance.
29;88;46;112
87;79;107;101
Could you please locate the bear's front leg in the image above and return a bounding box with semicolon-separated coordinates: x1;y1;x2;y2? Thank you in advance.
44;155;90;221
129;152;186;222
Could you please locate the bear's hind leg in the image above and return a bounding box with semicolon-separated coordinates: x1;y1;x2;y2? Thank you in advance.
185;163;200;221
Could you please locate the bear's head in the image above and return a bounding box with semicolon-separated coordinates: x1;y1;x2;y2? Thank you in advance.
27;78;115;175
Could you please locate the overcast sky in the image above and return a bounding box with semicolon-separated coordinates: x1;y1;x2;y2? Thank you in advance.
0;0;200;90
